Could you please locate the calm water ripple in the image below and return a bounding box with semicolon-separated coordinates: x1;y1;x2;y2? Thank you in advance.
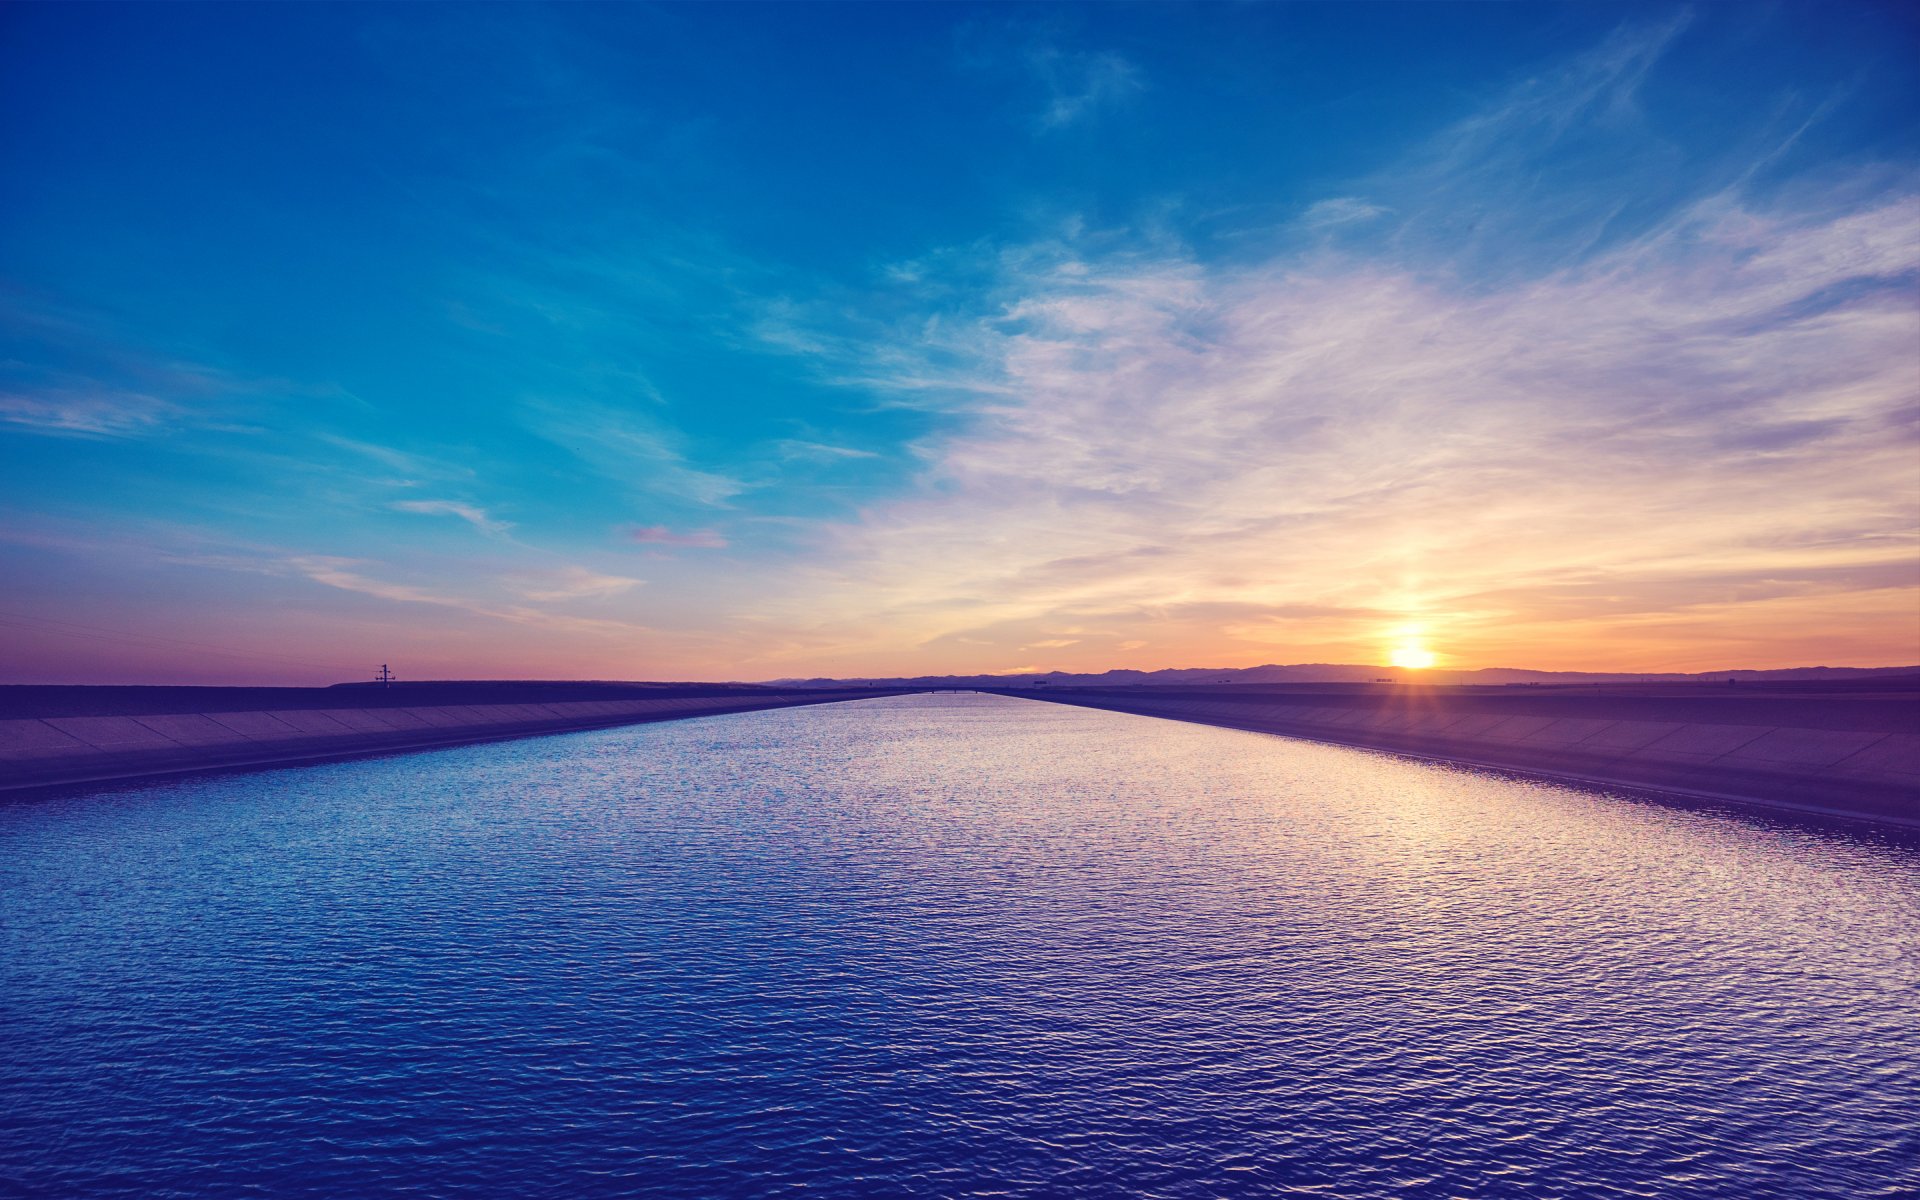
2;694;1916;1198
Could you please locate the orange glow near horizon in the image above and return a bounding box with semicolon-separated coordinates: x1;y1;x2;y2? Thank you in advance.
1389;645;1439;671
1384;620;1442;671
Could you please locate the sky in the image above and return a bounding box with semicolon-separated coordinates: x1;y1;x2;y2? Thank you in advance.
2;2;1917;685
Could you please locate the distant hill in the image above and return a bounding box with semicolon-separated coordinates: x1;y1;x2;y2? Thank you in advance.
764;663;1920;689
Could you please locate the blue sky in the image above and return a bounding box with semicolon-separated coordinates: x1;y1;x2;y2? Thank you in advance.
2;2;1916;683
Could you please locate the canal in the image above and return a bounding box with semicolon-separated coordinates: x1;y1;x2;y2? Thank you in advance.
2;693;1914;1197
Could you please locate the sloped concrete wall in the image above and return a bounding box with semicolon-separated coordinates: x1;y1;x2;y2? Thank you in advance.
1017;691;1919;827
0;692;890;793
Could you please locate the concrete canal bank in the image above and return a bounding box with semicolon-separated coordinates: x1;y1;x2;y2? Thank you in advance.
1000;683;1920;827
0;684;901;793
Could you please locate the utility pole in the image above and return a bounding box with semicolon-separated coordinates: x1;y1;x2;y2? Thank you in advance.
376;663;395;687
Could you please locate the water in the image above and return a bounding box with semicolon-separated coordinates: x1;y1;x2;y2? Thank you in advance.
2;693;1916;1198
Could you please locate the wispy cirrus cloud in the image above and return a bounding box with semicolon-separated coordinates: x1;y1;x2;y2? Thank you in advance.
1351;15;1711;273
957;23;1144;135
515;565;643;602
1300;198;1389;229
525;398;742;506
317;435;477;486
793;188;1914;669
0;389;183;437
773;439;881;463
625;524;728;549
285;555;650;637
0;293;337;440
730;22;1920;675
1031;46;1141;131
391;499;513;536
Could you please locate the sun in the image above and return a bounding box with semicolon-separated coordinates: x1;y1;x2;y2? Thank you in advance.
1389;645;1438;670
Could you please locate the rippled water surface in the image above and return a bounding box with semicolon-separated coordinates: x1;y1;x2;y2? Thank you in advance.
3;694;1917;1198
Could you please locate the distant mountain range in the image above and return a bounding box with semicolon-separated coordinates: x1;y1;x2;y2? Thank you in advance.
765;663;1920;689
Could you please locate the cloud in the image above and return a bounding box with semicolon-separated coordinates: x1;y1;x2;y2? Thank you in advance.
1355;15;1709;274
285;555;650;637
317;435;477;485
818;189;1916;667
288;555;458;607
729;19;1920;674
774;439;881;463
1301;198;1389;229
625;524;728;549
0;389;182;437
526;399;742;506
390;499;512;536
516;566;643;602
1029;46;1143;131
0;295;335;440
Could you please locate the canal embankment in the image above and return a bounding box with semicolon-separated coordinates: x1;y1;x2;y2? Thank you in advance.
1000;683;1920;827
0;684;903;792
